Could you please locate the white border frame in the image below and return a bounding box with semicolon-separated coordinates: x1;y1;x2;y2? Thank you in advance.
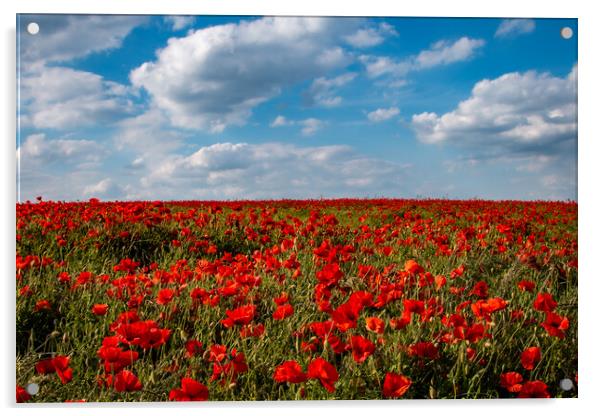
3;1;600;415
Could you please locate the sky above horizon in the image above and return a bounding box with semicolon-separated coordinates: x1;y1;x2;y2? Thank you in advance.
16;15;577;201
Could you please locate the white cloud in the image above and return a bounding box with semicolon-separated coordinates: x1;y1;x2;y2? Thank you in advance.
300;118;325;136
360;55;411;79
17;133;106;166
114;108;188;164
19;15;147;65
130;17;361;132
83;178;121;197
131;157;145;168
17;133;113;201
344;22;398;48
367;106;400;122
495;19;536;38
20;66;136;129
164;16;196;31
360;36;485;79
270;115;293;127
411;66;577;157
134;142;411;200
269;116;325;136
414;37;486;69
304;72;357;107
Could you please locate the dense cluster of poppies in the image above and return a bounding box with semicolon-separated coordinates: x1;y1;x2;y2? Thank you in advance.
16;198;577;401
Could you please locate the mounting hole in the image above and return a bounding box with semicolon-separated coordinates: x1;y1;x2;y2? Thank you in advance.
27;22;40;35
25;383;39;395
561;27;573;40
559;378;574;391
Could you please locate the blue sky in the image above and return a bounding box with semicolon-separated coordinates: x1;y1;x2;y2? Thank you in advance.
16;15;577;201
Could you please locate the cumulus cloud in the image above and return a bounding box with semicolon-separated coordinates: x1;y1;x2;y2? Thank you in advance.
411;66;577;158
495;19;536;38
360;36;485;79
300;118;325;136
17;133;106;166
130;17;362;132
164;16;196;31
343;22;398;48
82;178;122;197
17;15;145;134
270;115;293;127
303;72;357;107
367;107;400;122
19;15;147;65
134;142;411;200
414;38;486;69
270;116;326;136
360;55;411;79
113;108;191;172
17;134;113;201
20;66;136;130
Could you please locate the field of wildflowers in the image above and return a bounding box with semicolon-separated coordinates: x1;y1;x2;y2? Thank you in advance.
16;198;577;401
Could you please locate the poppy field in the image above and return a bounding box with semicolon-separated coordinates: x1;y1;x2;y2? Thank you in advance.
15;198;577;402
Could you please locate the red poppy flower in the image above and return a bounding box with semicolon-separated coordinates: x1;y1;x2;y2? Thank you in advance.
330;293;371;332
382;372;412;398
112;370;142;392
307;357;339;393
221;304;256;328
365;316;385;334
404;259;424;275
350;335;375;363
109;311;140;331
500;372;523;393
156;288;175;305
35;356;73;384
273;293;290;305
408;341;439;360
533;293;557;312
273;303;294;320
34;300;51;312
521;347;541;371
471;297;507;321
389;314;411;330
97;336;139;373
19;285;32;297
450;264;466;279
169;378;209;401
435;275;447;290
57;271;71;284
92;303;109;316
185;340;204;358
348;291;374;309
230;349;249;374
114;320;171;349
469;281;489;298
240;323;265;338
517;280;535;292
208;344;228;362
518;380;550;398
316;262;343;286
273;360;307;384
541;312;570;338
16;385;31;403
485;297;508;312
403;299;425;315
113;258;140;273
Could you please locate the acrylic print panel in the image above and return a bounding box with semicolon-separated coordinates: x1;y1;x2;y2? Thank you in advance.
16;14;577;402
